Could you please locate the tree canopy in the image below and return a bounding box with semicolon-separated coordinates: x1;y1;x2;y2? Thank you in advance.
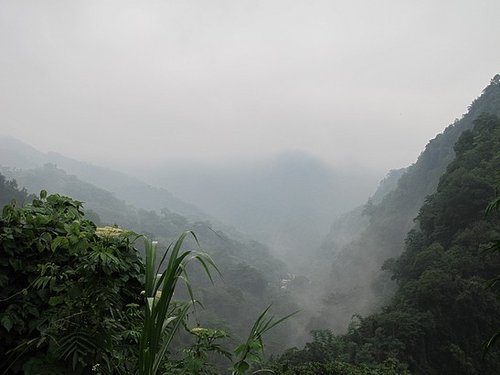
273;114;500;374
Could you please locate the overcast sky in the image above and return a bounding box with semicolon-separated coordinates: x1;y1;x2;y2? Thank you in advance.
0;0;499;174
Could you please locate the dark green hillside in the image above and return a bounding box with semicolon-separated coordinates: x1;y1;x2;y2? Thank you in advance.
0;136;210;223
318;75;500;330
0;167;295;355
0;174;33;208
274;114;500;374
0;165;189;234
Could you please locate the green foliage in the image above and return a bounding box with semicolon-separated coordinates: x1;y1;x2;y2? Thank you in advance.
273;329;410;375
0;185;295;374
138;233;219;375
231;306;298;375
273;359;407;375
173;327;231;374
1;164;295;359
0;192;144;374
484;182;500;353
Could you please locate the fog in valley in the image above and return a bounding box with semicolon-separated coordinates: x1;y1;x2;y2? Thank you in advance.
1;1;500;373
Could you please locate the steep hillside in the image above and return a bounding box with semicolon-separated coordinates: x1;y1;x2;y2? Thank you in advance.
274;113;500;375
317;75;500;331
319;168;407;258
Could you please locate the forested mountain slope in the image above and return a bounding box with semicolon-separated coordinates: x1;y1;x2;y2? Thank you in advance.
0;174;33;209
0;137;209;223
274;113;500;375
319;168;407;258
316;75;500;330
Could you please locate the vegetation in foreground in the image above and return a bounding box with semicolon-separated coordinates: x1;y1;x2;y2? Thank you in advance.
0;161;297;359
0;189;293;374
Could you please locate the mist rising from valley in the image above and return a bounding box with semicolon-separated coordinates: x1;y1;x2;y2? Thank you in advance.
132;151;380;269
1;1;500;372
2;76;500;374
2;71;499;350
0;135;387;347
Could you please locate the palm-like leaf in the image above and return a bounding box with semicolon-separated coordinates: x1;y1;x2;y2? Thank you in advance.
138;231;219;375
231;306;298;375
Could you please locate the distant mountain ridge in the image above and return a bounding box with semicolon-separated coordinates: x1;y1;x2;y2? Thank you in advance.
137;150;380;268
0;136;209;223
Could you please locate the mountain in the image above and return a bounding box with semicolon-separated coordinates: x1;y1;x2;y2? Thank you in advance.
315;74;500;331
319;168;407;257
273;107;500;375
0;136;208;223
0;174;34;208
136;151;380;268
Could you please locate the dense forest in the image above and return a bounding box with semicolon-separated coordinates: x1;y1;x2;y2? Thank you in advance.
1;75;500;374
311;75;500;332
272;112;500;374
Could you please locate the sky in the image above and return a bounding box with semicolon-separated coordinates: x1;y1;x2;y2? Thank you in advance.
0;0;499;174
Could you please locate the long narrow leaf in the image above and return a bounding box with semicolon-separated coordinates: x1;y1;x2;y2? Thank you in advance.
138;233;219;375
